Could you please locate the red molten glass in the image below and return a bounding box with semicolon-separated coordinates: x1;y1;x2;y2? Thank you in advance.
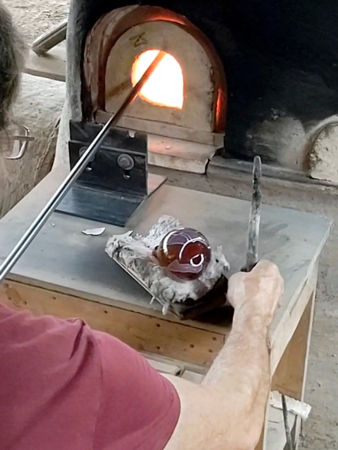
154;228;211;281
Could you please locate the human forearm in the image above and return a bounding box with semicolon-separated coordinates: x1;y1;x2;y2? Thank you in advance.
203;261;283;407
202;308;271;442
204;307;270;395
165;262;283;450
165;315;271;450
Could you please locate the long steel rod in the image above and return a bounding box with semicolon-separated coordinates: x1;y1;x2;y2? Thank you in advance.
0;51;166;282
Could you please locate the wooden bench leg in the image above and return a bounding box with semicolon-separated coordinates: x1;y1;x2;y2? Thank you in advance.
271;290;316;448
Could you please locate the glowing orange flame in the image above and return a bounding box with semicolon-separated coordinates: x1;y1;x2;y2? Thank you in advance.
131;50;184;109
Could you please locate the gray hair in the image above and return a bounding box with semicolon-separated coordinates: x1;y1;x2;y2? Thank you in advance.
0;1;25;129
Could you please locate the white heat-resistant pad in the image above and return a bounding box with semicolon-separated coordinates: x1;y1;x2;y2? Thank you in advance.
105;215;229;314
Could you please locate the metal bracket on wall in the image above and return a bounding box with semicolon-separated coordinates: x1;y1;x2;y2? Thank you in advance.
56;121;152;226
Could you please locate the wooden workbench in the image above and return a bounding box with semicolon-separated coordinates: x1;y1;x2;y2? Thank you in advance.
0;173;330;449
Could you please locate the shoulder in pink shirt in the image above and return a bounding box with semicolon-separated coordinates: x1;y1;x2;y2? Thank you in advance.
0;302;180;450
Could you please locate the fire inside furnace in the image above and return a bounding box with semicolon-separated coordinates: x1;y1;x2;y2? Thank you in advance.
131;50;184;109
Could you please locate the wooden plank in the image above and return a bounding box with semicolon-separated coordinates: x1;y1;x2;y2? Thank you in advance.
0;184;330;337
0;280;225;367
270;264;318;375
32;20;67;55
145;357;182;375
271;287;316;449
181;370;204;384
272;294;315;398
256;265;317;449
24;46;66;82
142;351;206;375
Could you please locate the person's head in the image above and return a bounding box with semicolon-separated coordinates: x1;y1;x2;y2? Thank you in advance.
0;1;25;130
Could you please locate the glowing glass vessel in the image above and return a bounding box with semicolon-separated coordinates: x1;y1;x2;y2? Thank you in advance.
154;228;211;281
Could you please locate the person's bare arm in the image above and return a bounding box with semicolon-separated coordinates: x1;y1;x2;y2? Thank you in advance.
165;260;283;450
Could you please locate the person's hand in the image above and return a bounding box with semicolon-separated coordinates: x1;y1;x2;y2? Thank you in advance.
227;260;284;325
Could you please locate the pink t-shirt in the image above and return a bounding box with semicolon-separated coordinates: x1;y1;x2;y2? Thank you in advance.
0;302;180;450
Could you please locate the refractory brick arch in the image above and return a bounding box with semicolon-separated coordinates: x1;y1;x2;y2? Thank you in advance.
67;0;338;171
82;5;226;146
